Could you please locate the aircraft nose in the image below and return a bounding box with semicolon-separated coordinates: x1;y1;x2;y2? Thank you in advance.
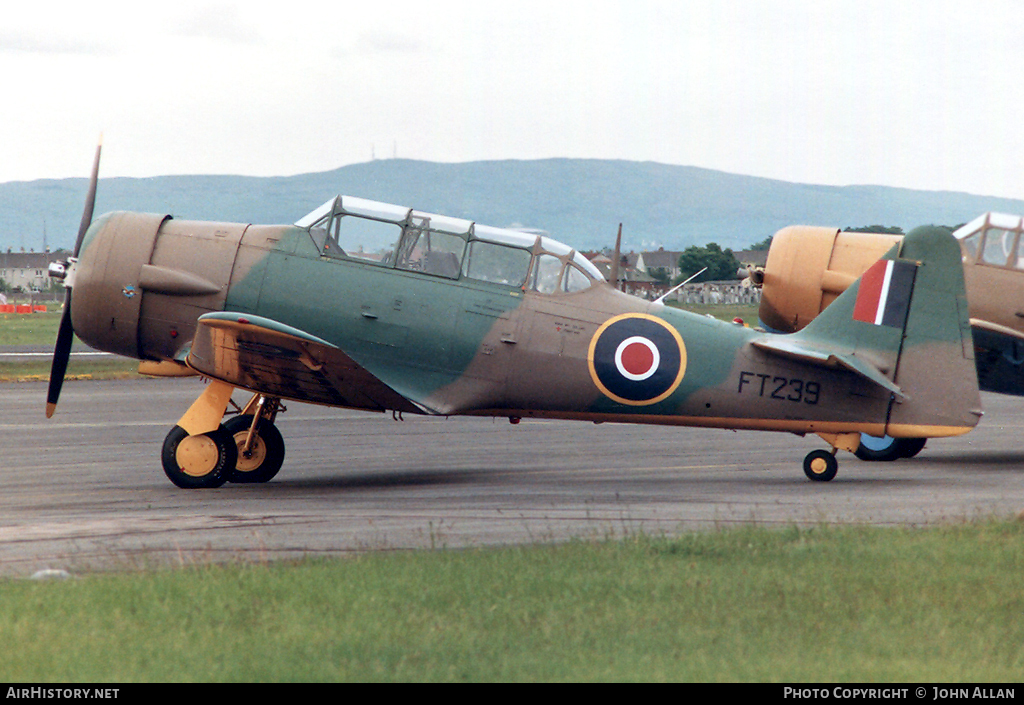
47;212;114;289
69;211;169;358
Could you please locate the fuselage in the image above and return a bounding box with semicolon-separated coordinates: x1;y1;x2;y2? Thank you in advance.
67;197;976;439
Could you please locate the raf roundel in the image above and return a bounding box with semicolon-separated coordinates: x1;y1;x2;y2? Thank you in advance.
588;313;687;405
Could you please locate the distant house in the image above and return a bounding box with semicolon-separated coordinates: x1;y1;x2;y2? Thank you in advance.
0;251;63;292
635;248;684;281
585;251;660;298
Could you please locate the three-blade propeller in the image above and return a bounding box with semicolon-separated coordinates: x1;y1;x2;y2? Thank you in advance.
46;139;102;418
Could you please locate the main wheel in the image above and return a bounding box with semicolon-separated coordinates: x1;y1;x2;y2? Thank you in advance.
803;449;838;482
896;437;927;458
855;434;927;461
223;414;285;484
161;425;237;489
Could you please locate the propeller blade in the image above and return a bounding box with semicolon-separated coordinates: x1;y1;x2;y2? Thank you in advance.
74;137;102;256
46;293;74;418
47;138;102;417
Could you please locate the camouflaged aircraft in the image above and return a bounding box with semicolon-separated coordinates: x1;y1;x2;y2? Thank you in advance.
46;145;982;487
750;213;1023;460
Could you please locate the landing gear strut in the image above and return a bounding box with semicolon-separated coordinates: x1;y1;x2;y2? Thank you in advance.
162;381;286;488
224;395;285;484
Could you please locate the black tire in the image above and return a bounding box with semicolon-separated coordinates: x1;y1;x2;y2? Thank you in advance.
855;434;926;461
803;449;838;482
223;415;285;484
897;437;927;458
161;425;237;489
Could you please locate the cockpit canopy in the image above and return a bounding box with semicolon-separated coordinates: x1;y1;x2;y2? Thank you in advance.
955;212;1024;268
296;195;604;292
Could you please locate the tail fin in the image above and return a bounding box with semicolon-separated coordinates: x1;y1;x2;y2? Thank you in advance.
787;226;981;437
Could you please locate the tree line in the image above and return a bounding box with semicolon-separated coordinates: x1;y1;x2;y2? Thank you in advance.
655;224;962;284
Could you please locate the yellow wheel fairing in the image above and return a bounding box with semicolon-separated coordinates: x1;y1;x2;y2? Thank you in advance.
587;313;687;406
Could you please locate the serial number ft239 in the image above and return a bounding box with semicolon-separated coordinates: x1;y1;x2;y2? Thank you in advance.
737;371;821;405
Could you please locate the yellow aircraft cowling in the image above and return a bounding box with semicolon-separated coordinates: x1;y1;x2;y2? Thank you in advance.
759;226;902;333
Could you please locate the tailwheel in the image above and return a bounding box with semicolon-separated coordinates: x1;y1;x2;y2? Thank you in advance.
803;449;839;482
224;414;285;484
162;425;238;489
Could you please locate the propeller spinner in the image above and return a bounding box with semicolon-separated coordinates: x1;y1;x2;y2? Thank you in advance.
46;139;102;418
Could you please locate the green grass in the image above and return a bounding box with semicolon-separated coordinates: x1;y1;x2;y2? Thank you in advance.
0;309;140;380
0;310;64;346
0;358;141;381
2;522;1022;682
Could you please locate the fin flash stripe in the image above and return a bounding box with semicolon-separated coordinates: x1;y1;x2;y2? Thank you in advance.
853;259;917;328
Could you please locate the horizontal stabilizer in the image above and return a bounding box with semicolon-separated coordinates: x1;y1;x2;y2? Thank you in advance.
750;338;905;399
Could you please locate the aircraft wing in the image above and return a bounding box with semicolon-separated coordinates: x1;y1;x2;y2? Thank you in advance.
750;338;906;399
970;318;1024;397
186;312;424;414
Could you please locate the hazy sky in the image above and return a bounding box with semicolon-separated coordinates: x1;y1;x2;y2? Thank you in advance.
3;0;1023;199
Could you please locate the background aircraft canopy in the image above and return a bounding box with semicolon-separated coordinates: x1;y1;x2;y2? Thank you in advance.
954;212;1024;268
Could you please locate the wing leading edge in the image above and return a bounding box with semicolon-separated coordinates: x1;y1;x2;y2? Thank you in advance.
187;312;423;414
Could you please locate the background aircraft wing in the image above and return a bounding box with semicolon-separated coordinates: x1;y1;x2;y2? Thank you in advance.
186;312;424;414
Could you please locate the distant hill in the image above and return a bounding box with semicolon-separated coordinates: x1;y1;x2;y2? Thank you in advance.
2;158;1023;253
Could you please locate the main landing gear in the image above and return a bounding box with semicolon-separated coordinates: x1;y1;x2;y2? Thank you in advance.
161;381;286;489
853;434;926;462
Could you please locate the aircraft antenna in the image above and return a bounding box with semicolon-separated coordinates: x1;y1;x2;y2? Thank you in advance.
610;223;622;291
652;267;708;305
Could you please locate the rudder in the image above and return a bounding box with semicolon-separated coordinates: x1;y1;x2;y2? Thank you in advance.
794;225;981;437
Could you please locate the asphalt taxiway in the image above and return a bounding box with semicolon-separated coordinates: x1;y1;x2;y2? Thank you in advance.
1;378;1021;575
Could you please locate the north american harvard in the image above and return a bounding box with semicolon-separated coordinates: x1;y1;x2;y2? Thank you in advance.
45;144;982;487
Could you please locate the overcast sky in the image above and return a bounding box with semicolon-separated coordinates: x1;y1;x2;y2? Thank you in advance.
3;0;1022;199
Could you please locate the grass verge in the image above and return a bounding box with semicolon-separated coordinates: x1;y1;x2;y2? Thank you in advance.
0;310;65;346
0;358;141;382
1;521;1022;682
0;310;140;380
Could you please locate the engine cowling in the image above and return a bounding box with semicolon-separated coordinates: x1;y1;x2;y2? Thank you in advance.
71;212;168;359
71;212;247;361
758;226;902;332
